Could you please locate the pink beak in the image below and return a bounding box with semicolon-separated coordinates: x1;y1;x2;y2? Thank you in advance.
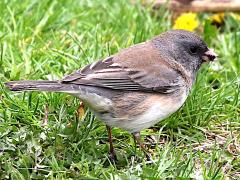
202;48;218;62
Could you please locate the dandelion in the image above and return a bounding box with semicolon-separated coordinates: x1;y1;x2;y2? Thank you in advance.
230;13;240;21
173;12;199;32
210;13;225;26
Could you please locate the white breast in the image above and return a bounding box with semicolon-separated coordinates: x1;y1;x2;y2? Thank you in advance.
72;86;189;133
125;91;188;132
97;90;188;133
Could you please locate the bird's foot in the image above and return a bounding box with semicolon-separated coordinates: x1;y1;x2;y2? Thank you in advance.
145;153;154;164
108;151;117;163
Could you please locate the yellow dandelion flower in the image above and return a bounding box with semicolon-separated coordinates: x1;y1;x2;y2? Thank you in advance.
210;13;225;24
173;12;199;32
231;13;240;21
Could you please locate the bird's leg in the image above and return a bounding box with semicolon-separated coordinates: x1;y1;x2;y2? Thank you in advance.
132;132;152;161
106;125;117;162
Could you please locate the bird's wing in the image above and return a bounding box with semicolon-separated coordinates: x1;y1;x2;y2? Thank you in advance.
61;42;182;93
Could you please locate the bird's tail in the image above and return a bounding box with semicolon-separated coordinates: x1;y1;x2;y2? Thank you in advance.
5;80;71;92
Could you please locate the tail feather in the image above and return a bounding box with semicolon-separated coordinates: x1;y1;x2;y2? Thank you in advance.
5;80;71;92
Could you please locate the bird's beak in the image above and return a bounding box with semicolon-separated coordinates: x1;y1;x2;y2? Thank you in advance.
202;48;218;62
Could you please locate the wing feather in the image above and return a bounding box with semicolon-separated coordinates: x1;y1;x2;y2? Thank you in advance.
61;44;182;93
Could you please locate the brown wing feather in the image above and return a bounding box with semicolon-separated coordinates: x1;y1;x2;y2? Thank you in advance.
61;42;182;93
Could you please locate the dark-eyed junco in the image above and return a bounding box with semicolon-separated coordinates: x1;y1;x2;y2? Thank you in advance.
5;30;217;161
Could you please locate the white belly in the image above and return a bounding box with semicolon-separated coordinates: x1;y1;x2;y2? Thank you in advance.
72;86;188;133
96;90;188;133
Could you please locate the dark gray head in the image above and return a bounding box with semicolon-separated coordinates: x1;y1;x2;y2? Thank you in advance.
152;30;217;74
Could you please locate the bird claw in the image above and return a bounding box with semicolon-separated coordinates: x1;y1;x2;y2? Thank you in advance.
145;154;155;164
108;152;117;163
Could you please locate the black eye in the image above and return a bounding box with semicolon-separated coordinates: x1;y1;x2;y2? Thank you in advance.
189;46;198;54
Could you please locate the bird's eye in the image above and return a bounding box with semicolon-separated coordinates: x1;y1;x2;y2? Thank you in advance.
189;46;198;54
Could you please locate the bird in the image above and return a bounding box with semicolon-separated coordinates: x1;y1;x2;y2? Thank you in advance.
5;30;217;161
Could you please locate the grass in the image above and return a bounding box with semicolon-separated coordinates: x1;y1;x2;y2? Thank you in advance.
0;0;239;179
